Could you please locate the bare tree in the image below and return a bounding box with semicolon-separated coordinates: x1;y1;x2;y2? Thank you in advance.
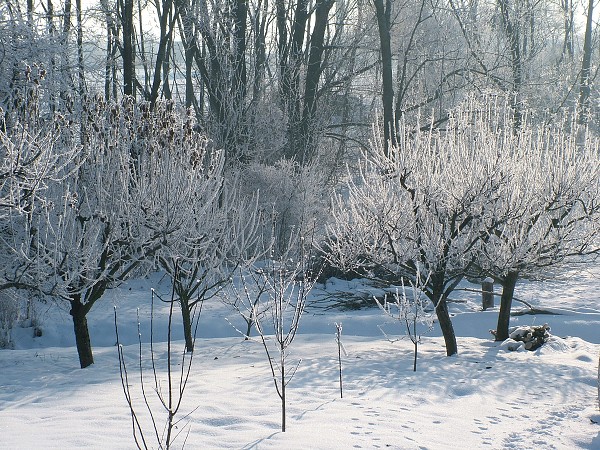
375;269;434;371
251;235;318;432
115;263;200;450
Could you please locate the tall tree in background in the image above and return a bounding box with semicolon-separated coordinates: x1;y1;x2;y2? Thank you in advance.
121;0;135;97
497;0;523;130
372;0;396;153
578;0;594;124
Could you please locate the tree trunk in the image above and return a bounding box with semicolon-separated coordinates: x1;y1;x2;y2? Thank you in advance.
495;271;519;341
70;296;94;368
103;0;114;101
413;340;418;371
561;0;574;60
122;0;135;97
498;0;523;131
281;355;286;432
244;318;252;340
296;0;334;164
149;0;175;108
435;297;458;356
180;295;194;353
578;0;594;124
75;0;86;99
180;2;197;109
373;0;396;153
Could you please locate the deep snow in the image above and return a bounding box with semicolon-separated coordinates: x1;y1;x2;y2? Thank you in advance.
1;266;599;449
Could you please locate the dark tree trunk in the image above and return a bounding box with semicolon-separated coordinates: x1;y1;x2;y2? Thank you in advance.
413;340;418;371
495;271;519;341
244;318;252;340
70;296;94;368
149;0;175;108
561;0;574;59
435;297;458;356
180;2;197;109
122;0;135;97
27;0;34;26
281;359;286;432
278;0;309;161
233;0;248;102
296;0;334;164
102;3;114;102
75;0;86;98
373;0;396;153
180;295;194;352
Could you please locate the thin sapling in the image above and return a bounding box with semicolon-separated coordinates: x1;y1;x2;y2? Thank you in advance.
375;271;434;371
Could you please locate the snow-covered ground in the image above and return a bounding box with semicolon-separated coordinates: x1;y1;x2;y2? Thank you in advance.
1;267;599;449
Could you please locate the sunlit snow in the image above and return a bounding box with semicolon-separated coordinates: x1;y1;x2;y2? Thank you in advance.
1;267;599;449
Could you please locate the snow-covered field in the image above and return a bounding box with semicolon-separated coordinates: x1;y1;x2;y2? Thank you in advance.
1;267;599;449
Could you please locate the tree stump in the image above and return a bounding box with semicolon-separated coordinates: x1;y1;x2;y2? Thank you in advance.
482;277;494;310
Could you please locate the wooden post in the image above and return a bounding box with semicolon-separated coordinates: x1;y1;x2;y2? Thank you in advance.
482;277;494;310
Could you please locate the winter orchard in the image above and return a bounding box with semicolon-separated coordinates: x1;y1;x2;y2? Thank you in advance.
1;0;600;445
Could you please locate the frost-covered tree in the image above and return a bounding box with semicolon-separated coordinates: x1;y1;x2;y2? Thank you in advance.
157;182;262;352
325;101;512;356
475;118;600;340
326;95;600;354
0;116;78;337
25;100;222;368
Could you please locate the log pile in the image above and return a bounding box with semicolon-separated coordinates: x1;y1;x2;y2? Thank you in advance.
507;324;551;351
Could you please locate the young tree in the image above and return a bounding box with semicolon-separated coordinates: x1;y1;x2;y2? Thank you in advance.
375;270;434;371
251;235;318;432
115;264;200;450
335;322;344;398
223;264;270;340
